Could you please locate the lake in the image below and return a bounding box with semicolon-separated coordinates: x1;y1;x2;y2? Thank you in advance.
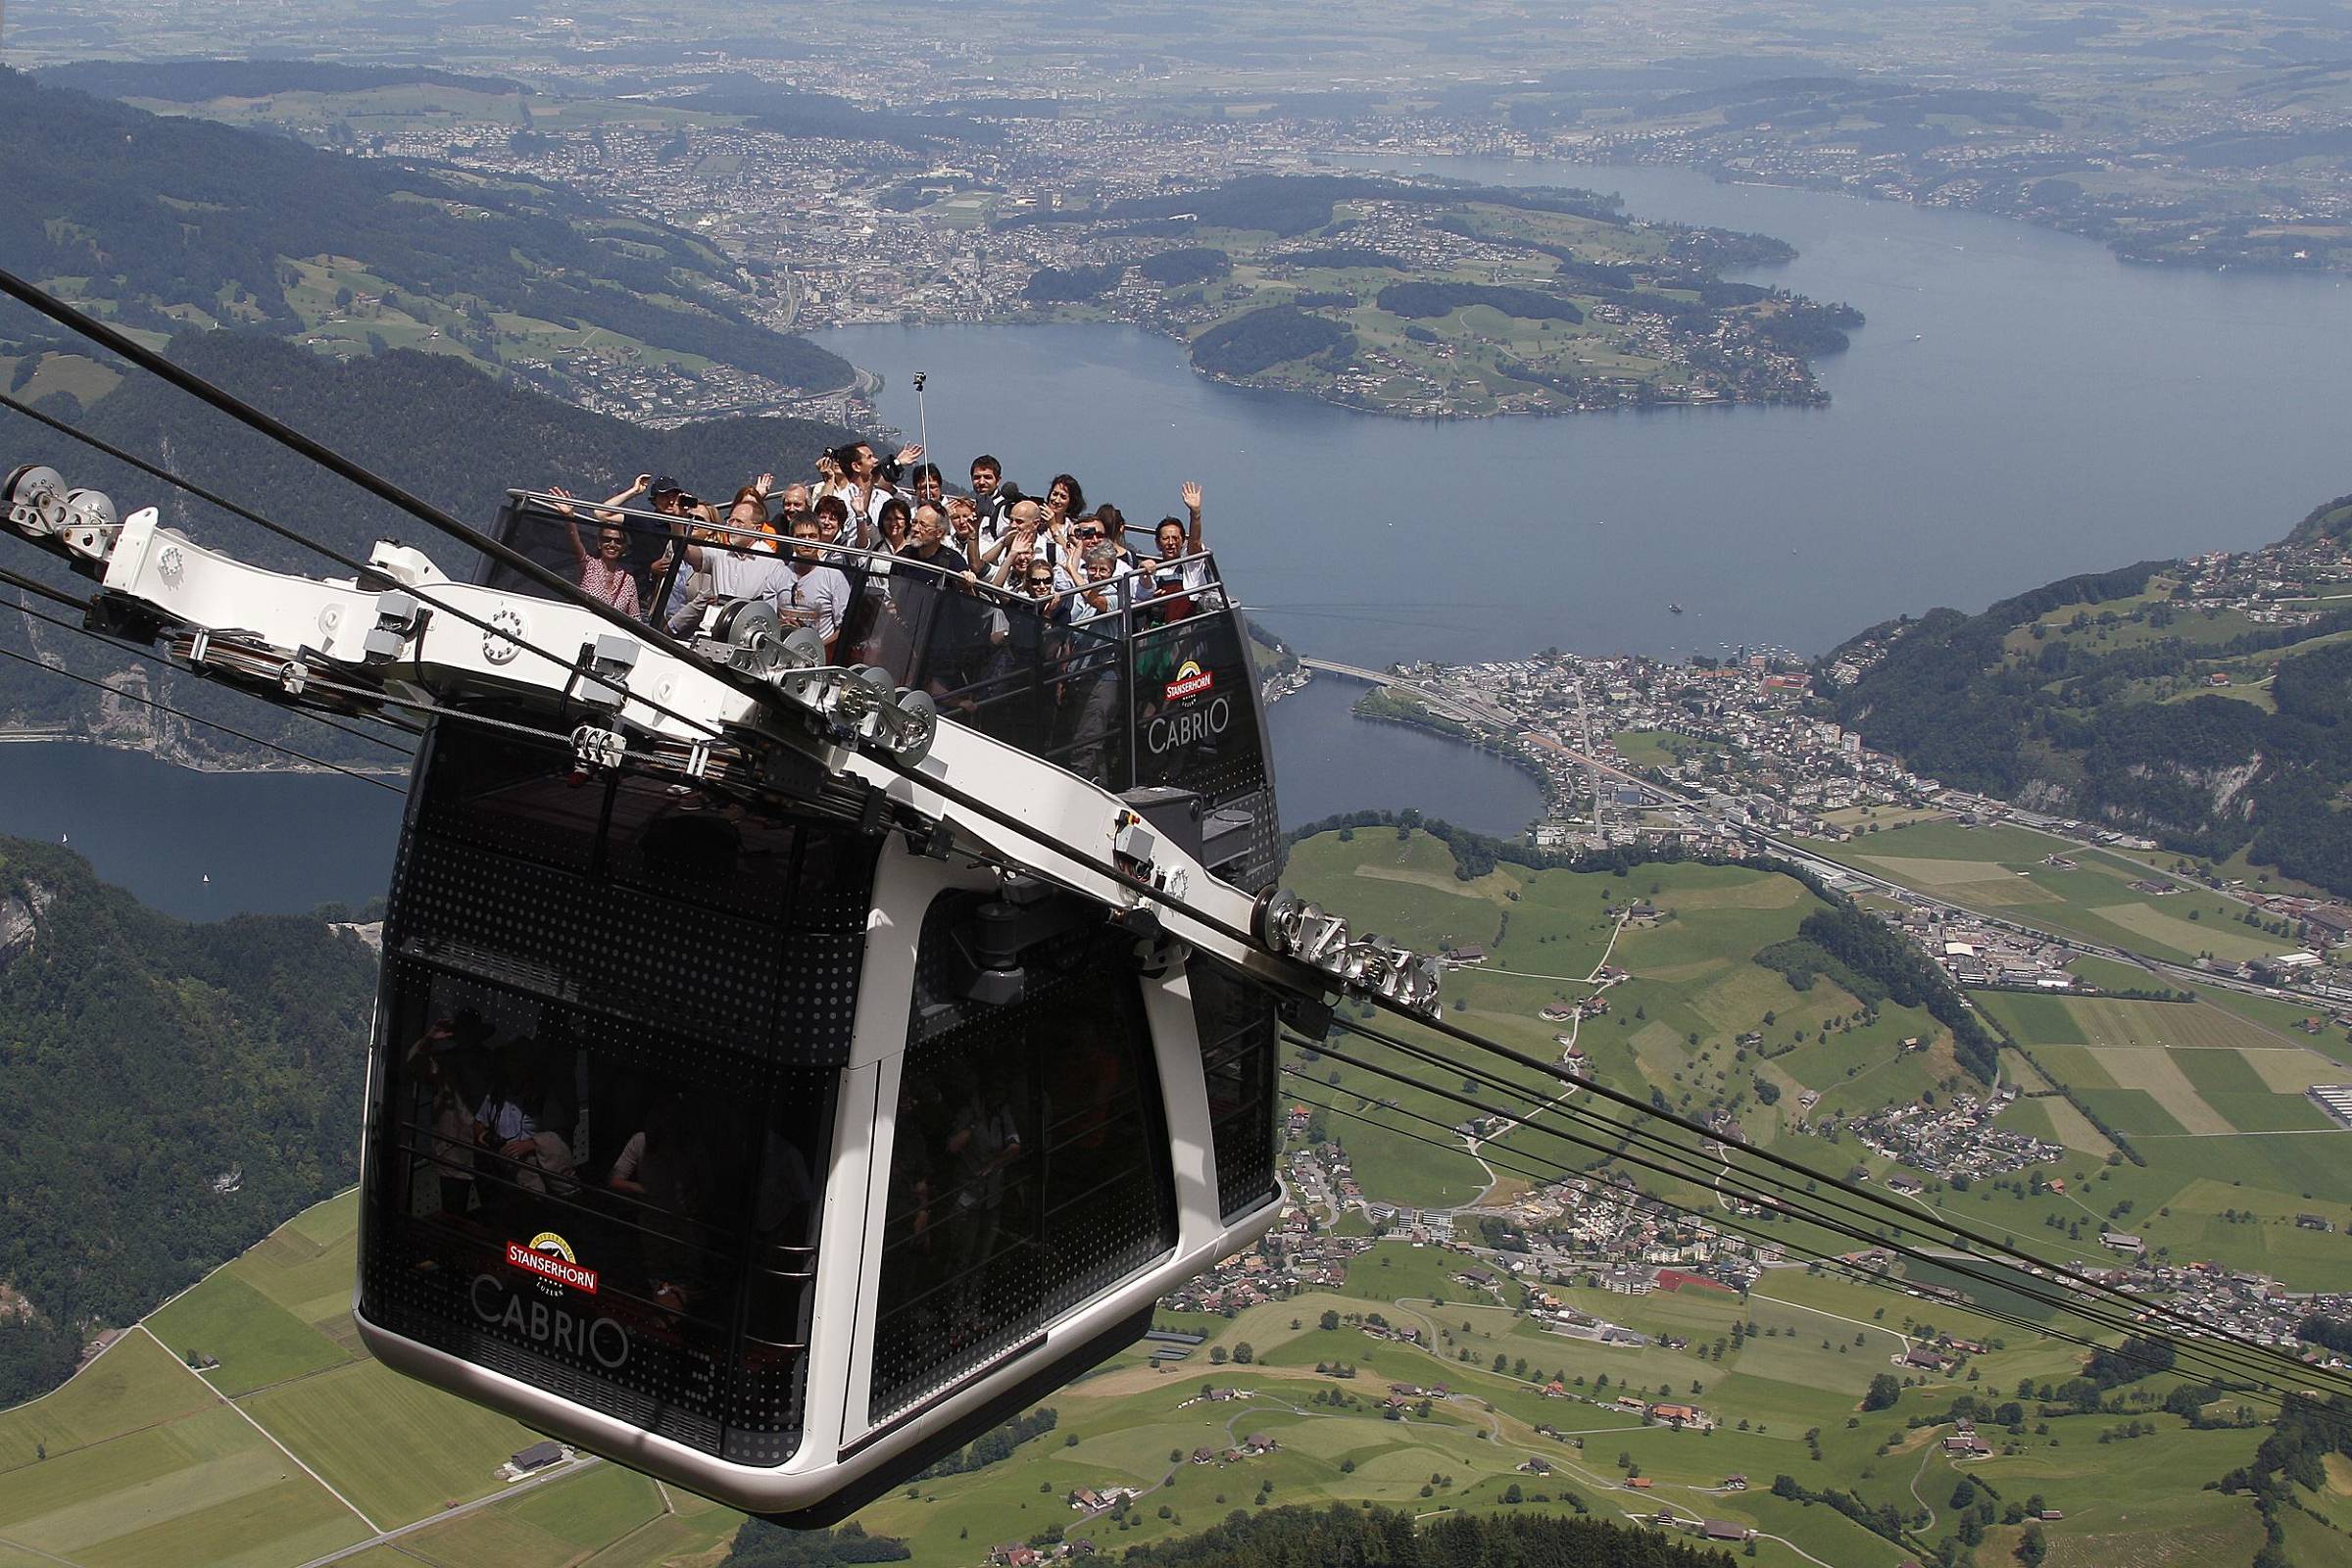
1265;674;1546;838
813;161;2352;670
15;163;2352;913
0;742;403;919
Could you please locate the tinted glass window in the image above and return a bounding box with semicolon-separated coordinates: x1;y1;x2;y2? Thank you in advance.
364;725;875;1463
362;961;831;1465
867;894;1177;1420
1189;958;1281;1222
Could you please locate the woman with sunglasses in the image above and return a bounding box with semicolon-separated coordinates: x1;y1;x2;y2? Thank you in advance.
546;484;645;618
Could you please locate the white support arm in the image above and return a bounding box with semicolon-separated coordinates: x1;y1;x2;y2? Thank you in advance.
3;465;1439;1016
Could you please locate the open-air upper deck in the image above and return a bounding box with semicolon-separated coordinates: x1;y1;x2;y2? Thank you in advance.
486;488;1279;880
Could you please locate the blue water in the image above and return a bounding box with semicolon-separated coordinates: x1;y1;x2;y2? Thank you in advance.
1265;674;1544;839
17;165;2352;911
815;162;2352;670
0;741;403;919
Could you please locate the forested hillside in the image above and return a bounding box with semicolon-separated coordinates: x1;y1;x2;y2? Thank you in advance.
0;66;850;401
0;838;379;1404
1823;498;2352;895
1115;1503;1738;1567
0;331;858;762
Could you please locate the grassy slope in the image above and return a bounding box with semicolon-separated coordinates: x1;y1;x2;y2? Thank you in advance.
1813;818;2281;965
0;1154;2303;1565
0;1194;742;1568
1283;831;1955;1212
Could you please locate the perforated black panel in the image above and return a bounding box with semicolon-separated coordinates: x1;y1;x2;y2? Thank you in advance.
866;895;1178;1421
361;725;866;1465
393;728;873;1065
362;958;834;1465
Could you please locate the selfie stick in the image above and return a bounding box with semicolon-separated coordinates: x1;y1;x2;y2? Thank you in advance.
911;369;932;474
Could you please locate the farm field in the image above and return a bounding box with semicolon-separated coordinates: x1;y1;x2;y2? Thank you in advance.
0;1196;747;1568
0;1365;368;1568
1977;992;2344;1140
1285;831;2352;1306
2;1135;2325;1566
1282;830;1965;1213
1864;982;2352;1287
8;834;2340;1567
1807;819;2280;964
241;1361;544;1529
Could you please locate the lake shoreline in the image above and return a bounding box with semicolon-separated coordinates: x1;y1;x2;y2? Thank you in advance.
0;729;410;780
1544;153;2352;280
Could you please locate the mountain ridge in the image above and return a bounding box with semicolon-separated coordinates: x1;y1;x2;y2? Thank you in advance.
0;65;851;409
1823;500;2352;896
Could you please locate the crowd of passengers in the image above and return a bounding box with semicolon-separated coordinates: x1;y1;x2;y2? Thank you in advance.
543;442;1215;667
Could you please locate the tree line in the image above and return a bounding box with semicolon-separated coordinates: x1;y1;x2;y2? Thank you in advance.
0;838;380;1407
1114;1502;1738;1568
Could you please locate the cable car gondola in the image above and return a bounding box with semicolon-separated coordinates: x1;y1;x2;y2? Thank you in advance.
1;465;1441;1524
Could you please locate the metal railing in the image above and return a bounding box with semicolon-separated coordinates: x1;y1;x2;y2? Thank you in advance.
485;489;1254;797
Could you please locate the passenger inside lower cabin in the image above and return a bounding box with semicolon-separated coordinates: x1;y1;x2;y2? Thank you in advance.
866;894;1178;1419
365;726;863;1462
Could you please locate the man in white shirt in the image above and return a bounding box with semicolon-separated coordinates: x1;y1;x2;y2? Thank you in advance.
839;439;926;543
780;514;855;658
970;454;1019;547
1061;542;1130;784
667;529;793;635
1144;482;1219;612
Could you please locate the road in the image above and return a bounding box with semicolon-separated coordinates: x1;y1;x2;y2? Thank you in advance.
1298;658;1486;726
290;1455;605;1568
1332;662;2302;1004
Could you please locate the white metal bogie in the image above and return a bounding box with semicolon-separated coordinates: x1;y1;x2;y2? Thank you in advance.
1255;885;1444;1015
3;465;66;537
3;466;117;559
3;466;1435;1016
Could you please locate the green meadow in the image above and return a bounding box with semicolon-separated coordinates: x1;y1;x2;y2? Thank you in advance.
2;1167;2320;1566
7;835;2340;1566
0;1195;744;1568
1282;830;1964;1213
1810;818;2281;965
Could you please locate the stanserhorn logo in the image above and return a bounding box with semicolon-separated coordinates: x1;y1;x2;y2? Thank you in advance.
507;1232;598;1298
1164;660;1214;702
